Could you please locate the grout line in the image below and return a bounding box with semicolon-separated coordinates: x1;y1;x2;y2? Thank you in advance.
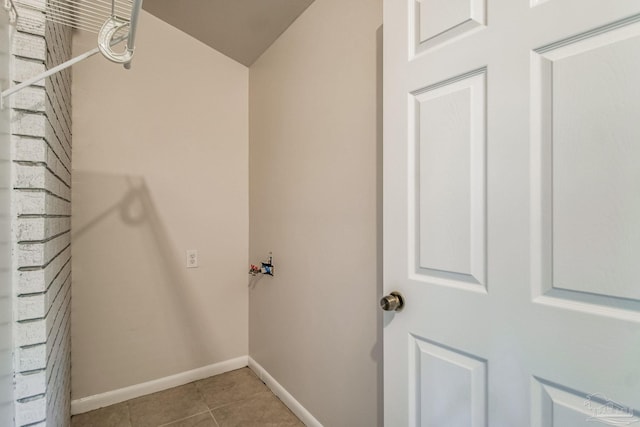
125;401;132;427
209;409;220;427
207;390;271;411
156;410;211;427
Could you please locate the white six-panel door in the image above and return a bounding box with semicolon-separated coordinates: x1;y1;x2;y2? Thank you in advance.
383;0;640;425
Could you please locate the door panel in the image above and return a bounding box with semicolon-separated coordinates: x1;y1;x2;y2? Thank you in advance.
531;378;639;427
410;336;487;427
412;70;487;287
532;19;640;305
413;0;486;54
384;0;640;425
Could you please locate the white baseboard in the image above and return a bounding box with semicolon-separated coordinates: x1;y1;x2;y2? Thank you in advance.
248;356;322;427
71;355;249;415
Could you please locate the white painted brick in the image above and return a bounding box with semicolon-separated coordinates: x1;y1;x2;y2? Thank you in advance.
15;395;46;426
15;191;70;215
51;217;72;236
46;317;70;386
12;12;72;426
52;71;72;108
48;55;71;88
46;62;70;93
17;268;46;295
13;58;46;86
16;9;46;36
47;136;71;173
15;217;45;242
46;92;71;145
13;136;46;162
17;319;46;346
47;47;69;73
46;267;71;311
11;110;46;138
46;112;71;156
45;285;69;340
18;242;46;267
13;137;71;184
46;23;71;62
14;163;45;188
16;0;45;12
45;119;70;159
43;305;70;385
50;377;70;424
48;116;71;153
17;344;46;372
50;65;71;96
13;86;46;112
17;267;70;322
13;133;71;176
13;310;71;423
47;148;71;185
47;61;70;88
15;371;46;400
15;190;45;214
48;356;70;427
48;339;69;387
17;246;70;294
50;170;71;199
12;32;46;61
15;164;71;200
16;216;71;242
18;233;70;267
17;294;45;320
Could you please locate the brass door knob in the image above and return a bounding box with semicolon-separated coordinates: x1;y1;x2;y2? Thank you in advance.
380;291;404;312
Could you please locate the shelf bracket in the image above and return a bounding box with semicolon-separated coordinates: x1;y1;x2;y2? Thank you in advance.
3;0;17;24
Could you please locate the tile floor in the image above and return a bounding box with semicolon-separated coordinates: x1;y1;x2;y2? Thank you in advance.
71;368;305;427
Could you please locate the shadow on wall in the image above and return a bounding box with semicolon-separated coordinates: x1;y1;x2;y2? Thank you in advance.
72;176;149;236
72;171;224;376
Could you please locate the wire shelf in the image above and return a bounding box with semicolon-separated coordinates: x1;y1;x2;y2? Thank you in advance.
15;0;134;33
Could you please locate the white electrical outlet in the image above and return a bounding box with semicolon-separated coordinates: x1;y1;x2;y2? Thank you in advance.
186;250;198;268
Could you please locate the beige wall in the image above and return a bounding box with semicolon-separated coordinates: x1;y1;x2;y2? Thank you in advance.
71;11;249;399
249;0;382;425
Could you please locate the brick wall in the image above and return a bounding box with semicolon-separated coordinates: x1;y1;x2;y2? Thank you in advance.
1;9;14;427
11;2;72;426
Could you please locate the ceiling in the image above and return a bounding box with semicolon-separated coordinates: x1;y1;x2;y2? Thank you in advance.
142;0;315;66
